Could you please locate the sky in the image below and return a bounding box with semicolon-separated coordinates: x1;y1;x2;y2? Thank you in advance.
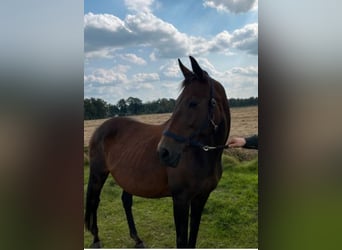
84;0;258;104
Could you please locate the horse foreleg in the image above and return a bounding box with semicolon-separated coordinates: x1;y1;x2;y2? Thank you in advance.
188;194;210;248
172;195;190;248
121;191;145;248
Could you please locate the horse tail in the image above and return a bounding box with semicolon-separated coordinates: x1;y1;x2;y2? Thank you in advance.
84;124;110;236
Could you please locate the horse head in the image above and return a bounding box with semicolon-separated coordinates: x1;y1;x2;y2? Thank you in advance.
157;56;230;167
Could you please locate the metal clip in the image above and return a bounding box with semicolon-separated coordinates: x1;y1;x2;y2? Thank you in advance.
202;145;216;151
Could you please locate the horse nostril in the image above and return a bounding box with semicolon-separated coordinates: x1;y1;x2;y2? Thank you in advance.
160;147;170;160
158;146;180;167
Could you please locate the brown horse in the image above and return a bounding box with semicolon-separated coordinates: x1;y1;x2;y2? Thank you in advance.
85;56;231;248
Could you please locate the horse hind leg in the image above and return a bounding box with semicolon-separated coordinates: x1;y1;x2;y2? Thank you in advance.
121;191;145;248
85;159;109;248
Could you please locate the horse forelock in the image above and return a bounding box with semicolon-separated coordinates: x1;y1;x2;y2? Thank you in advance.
180;72;211;89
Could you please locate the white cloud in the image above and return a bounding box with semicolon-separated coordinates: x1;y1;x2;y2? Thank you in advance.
120;53;147;65
211;31;232;50
231;66;258;76
85;59;258;103
84;12;133;53
196;23;258;55
190;31;233;55
84;12;129;32
203;0;258;14
84;12;258;58
137;83;154;90
132;73;160;82
230;23;258;54
84;69;127;84
159;60;181;78
196;57;219;75
124;12;189;57
84;65;129;85
149;51;157;61
218;66;258;98
124;0;155;13
84;48;116;60
180;57;258;98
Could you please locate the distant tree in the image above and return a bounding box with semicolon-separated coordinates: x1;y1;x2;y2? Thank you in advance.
229;97;258;107
107;103;119;117
143;98;175;114
117;99;127;116
93;98;108;118
158;98;171;113
84;98;108;120
143;101;157;114
84;96;257;120
126;97;143;115
84;98;94;120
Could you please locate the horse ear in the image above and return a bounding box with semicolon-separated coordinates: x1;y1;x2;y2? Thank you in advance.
178;59;193;79
189;56;204;79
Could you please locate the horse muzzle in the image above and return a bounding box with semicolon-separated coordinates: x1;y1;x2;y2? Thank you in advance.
157;137;183;168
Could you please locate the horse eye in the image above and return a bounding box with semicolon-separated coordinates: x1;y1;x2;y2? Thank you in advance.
188;100;198;108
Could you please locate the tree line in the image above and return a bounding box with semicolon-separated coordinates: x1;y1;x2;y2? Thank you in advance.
84;96;257;120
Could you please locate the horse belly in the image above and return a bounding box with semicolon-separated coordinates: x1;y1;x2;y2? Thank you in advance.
106;142;171;198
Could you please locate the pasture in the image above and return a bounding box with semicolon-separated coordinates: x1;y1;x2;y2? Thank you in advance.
84;106;258;248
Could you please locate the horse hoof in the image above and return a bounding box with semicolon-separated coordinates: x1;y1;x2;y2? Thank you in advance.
90;241;102;248
135;242;145;248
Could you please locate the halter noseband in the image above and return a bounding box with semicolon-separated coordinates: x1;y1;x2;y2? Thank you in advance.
162;78;228;152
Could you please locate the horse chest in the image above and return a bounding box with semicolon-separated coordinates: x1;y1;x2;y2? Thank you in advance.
167;162;221;196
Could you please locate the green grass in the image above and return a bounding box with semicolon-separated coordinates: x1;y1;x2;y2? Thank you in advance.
84;152;258;248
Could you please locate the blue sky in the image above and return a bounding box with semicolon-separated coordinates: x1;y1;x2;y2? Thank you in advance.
84;0;258;104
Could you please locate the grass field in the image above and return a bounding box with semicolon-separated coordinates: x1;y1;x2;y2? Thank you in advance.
84;106;258;248
84;154;258;248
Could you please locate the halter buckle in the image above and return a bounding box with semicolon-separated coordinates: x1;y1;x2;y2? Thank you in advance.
211;98;216;107
210;118;218;131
